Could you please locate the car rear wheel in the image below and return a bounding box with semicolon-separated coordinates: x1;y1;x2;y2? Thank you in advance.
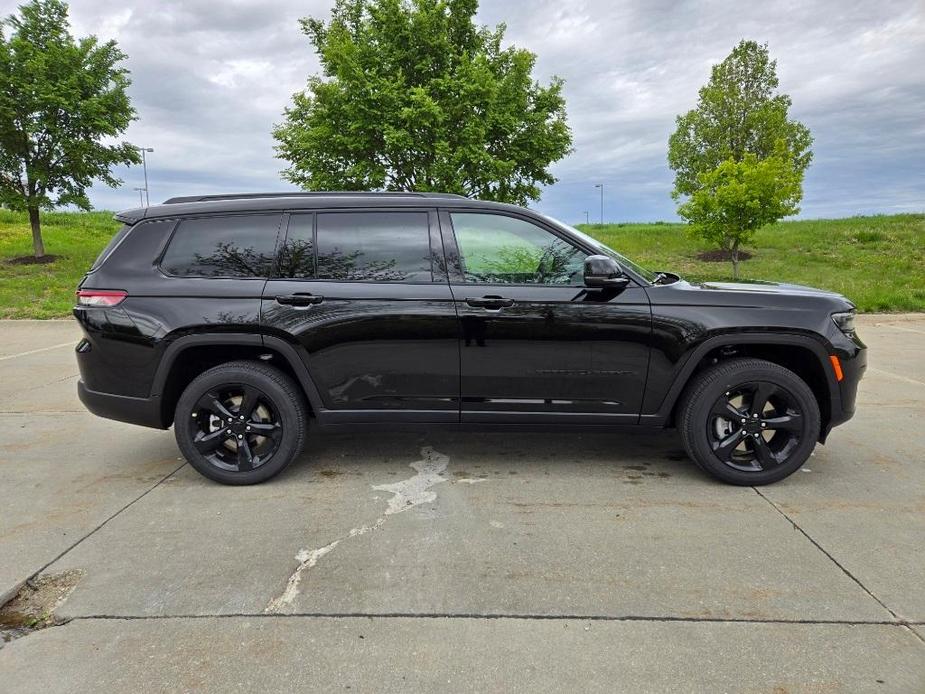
678;358;821;485
174;361;307;485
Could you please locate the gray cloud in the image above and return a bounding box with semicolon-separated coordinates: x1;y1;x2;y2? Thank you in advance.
3;0;922;222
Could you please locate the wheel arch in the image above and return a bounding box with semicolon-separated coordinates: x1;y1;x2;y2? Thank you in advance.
152;333;325;427
651;333;840;440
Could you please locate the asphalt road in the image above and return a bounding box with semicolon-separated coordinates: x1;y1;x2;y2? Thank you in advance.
1;315;923;692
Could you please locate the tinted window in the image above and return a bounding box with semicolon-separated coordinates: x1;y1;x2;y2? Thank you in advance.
316;212;432;282
160;215;279;278
451;213;586;285
277;214;315;279
89;224;132;271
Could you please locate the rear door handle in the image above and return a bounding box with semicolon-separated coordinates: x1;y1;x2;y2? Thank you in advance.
275;293;324;306
465;295;514;310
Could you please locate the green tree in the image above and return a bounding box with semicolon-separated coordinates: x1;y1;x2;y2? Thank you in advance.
0;0;139;258
668;40;812;277
274;0;572;205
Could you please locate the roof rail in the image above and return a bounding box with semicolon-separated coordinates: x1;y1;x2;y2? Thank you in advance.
161;191;468;204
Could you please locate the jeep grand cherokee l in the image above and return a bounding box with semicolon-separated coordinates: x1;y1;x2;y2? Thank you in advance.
74;192;866;485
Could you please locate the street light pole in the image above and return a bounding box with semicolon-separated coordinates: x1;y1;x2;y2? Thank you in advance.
135;147;154;206
584;210;589;225
594;184;604;225
133;187;145;207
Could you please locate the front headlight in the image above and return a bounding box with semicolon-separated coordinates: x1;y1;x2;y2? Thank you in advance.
832;310;857;336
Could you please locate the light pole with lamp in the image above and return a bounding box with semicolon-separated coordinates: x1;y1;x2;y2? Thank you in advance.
594;184;603;225
135;146;154;206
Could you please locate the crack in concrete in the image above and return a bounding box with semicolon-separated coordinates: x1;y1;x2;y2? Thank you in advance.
0;462;187;608
751;487;924;644
264;447;449;614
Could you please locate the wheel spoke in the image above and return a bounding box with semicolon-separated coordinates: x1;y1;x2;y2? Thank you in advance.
749;382;776;416
711;431;742;461
248;421;280;437
237;386;261;419
750;437;777;469
763;413;802;432
193;429;227;454
237;437;255;471
195;391;234;420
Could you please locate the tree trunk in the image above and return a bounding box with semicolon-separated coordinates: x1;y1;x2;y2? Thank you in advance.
731;239;740;280
29;207;45;258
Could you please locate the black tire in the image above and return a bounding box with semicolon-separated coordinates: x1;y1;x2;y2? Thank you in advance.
174;361;307;485
678;358;820;486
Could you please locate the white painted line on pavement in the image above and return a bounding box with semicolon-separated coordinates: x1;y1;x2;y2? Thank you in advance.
872;323;925;336
0;341;73;362
868;367;925;387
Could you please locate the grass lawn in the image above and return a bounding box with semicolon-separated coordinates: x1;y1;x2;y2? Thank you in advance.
0;210;120;319
580;214;925;312
0;209;922;317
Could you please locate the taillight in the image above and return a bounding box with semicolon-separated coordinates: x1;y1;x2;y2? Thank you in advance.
76;289;127;307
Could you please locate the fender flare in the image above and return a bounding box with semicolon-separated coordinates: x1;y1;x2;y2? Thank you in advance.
151;332;327;415
644;331;841;425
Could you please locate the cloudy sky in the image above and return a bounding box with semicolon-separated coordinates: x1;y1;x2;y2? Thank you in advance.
5;0;922;223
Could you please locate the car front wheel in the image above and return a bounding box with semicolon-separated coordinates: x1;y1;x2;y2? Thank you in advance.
174;361;307;485
678;358;821;485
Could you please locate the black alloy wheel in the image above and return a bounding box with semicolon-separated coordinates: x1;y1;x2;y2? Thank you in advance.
678;358;821;485
175;361;307;485
190;385;282;472
707;381;805;472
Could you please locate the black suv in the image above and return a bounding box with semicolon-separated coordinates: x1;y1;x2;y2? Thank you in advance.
74;192;866;485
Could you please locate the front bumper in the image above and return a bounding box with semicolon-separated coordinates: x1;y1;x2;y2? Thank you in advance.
77;380;168;429
822;336;867;439
833;342;866;425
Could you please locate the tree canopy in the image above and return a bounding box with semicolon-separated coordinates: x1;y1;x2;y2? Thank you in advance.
274;0;572;205
668;40;813;277
0;0;139;257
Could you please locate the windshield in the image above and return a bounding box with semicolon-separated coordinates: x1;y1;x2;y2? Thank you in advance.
542;215;659;283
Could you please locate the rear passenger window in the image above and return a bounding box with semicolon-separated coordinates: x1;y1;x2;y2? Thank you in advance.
276;214;314;279
316;212;432;282
160;214;280;278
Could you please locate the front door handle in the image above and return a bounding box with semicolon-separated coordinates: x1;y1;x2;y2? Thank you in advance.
275;293;324;306
465;295;515;310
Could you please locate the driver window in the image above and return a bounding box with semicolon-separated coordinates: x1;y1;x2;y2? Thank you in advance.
450;212;586;285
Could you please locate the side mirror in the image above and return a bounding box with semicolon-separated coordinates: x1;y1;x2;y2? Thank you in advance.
584;254;629;289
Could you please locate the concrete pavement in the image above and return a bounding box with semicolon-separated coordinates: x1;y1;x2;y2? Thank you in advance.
1;315;923;692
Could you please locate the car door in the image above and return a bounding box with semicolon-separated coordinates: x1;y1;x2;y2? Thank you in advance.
440;209;651;424
261;208;459;422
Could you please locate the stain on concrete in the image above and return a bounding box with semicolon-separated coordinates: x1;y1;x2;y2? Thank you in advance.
371;446;449;515
265;447;450;614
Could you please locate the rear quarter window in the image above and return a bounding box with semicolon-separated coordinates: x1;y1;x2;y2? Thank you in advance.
160;214;281;278
89;224;132;272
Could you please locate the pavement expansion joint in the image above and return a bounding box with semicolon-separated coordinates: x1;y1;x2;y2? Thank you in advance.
751;486;911;632
61;612;917;628
1;463;188;605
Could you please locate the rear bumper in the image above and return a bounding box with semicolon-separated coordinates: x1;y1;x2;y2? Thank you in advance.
77;380;168;429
